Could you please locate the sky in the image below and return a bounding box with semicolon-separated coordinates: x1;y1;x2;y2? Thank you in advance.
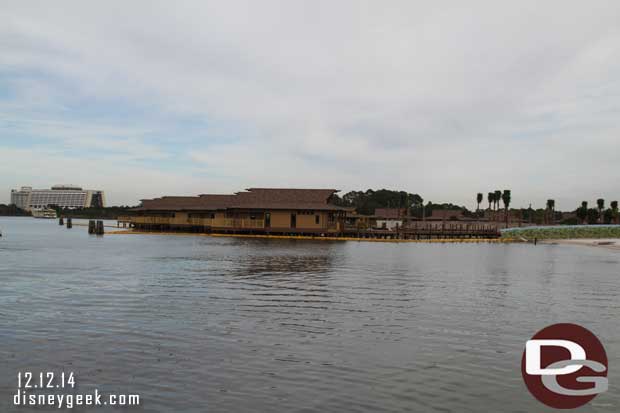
1;1;619;210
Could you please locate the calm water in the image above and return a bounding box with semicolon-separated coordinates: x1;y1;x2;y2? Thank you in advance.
0;217;618;412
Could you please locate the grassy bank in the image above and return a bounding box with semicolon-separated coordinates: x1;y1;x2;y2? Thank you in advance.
502;225;620;240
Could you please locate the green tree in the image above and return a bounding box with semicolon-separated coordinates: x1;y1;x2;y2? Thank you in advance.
587;208;600;224
597;198;605;223
576;201;588;225
476;193;483;215
340;189;423;215
487;192;493;211
611;200;619;224
501;190;511;226
546;199;555;225
494;190;502;222
0;204;31;216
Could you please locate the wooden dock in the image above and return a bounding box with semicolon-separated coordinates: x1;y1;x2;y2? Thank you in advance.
116;218;500;240
342;223;500;240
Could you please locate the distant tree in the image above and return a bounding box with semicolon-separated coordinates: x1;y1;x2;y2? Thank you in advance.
576;201;588;225
494;190;502;222
501;190;511;225
611;200;619;224
487;192;494;221
340;189;423;215
597;198;605;223
330;193;346;206
0;204;31;216
586;208;600;225
476;193;483;215
56;206;136;220
561;217;581;225
523;204;534;224
546;199;555;225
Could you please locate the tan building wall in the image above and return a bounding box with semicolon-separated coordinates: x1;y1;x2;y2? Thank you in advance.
125;209;338;231
269;210;330;229
296;213;322;228
269;211;290;228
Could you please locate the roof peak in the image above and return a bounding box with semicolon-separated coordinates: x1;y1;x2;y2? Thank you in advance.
245;188;338;192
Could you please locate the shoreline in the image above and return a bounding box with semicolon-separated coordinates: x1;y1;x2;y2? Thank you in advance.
541;238;620;251
107;231;620;250
108;230;518;243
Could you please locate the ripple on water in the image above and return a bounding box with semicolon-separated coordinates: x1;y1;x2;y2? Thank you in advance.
0;218;618;412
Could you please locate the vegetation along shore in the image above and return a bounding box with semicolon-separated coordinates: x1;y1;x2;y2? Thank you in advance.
502;225;620;240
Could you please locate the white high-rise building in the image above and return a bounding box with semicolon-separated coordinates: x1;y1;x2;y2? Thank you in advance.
10;185;106;211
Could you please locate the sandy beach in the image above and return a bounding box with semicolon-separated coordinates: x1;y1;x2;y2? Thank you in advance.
544;238;620;251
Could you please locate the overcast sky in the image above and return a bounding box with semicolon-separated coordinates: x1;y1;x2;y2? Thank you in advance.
1;1;619;209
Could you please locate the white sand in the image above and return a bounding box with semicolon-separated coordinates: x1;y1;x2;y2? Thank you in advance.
544;238;620;250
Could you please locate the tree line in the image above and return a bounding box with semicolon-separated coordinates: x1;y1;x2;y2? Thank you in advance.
473;192;619;225
575;199;619;225
473;190;512;223
0;204;31;216
333;189;471;218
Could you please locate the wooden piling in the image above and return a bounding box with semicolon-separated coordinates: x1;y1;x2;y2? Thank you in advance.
96;220;104;235
66;217;72;229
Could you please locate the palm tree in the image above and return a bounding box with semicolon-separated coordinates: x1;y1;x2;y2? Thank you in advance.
476;193;483;215
597;198;605;223
577;201;588;225
494;190;502;222
487;192;494;221
611;200;618;224
501;190;511;226
546;199;555;225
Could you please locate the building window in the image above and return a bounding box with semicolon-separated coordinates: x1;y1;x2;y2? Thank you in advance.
315;215;320;225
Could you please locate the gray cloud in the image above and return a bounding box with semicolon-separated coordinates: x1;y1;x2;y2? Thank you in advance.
1;0;619;208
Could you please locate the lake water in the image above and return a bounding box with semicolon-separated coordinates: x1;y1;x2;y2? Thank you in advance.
1;217;618;412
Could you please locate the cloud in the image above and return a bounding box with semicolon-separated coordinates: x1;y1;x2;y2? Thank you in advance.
1;1;620;209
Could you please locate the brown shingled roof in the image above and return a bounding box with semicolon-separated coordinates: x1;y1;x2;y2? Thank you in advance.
134;188;350;211
231;188;339;208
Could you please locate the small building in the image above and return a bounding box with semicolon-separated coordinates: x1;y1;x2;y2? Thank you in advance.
483;209;526;223
429;209;464;221
123;188;352;234
373;208;406;229
374;208;407;219
344;213;376;230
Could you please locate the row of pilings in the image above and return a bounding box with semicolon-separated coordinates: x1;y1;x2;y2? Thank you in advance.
58;217;105;235
59;217;71;228
88;220;105;235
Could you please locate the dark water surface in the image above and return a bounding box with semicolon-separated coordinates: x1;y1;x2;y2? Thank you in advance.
1;217;618;412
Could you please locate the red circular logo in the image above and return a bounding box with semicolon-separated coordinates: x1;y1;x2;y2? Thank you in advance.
521;323;608;409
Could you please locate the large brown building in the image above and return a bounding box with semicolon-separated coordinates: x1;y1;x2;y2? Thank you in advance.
123;188;351;234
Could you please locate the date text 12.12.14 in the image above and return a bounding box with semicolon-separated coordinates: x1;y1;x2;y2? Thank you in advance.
17;372;75;389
